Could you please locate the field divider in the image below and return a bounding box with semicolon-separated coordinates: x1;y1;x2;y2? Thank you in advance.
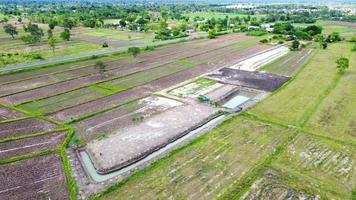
0;147;61;165
0;116;32;124
0;127;69;144
60;126;78;200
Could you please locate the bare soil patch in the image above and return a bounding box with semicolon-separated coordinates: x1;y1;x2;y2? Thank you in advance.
73;96;182;143
86;103;218;174
206;68;290;92
0;106;24;121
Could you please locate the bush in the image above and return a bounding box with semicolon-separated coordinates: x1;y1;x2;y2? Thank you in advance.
208;29;216;39
144;46;155;51
260;39;269;43
246;31;267;36
102;42;109;48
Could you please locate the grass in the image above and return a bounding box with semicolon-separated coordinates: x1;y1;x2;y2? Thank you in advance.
303;46;356;143
250;42;353;126
293;20;356;36
94;116;293;200
0;38;105;68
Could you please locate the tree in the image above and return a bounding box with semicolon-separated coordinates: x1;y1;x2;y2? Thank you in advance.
304;25;322;36
208;29;216;39
321;41;328;49
63;18;75;29
47;29;53;38
94;61;107;77
60;29;71;41
290;40;300;51
119;19;126;29
23;23;44;43
128;47;140;57
48;37;57;53
48;19;57;30
326;32;341;43
3;24;18;39
336;57;349;73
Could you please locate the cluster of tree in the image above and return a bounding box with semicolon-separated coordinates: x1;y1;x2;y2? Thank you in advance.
155;20;188;40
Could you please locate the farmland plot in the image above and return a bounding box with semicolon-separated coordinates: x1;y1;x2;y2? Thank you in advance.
97;117;293;199
271;134;356;199
259;48;314;76
0;105;24;121
0;118;59;140
0;131;66;160
74;96;183;143
0;154;69;199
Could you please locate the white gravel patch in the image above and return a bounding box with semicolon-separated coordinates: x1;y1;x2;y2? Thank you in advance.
229;46;289;71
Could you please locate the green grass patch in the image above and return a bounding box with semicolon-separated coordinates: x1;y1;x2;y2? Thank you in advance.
250;42;353;127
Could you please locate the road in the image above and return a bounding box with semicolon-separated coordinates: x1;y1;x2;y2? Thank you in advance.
0;33;207;73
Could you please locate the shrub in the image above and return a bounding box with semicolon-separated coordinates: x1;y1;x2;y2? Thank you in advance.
102;42;109;48
260;39;269;43
246;31;267;36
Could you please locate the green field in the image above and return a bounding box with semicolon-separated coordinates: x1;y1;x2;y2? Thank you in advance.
0;38;104;68
251;42;353;126
294;20;356;36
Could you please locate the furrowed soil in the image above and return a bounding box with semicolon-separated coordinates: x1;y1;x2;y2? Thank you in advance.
0;154;69;199
259;48;314;76
0;118;59;140
0;131;66;160
0;105;24;121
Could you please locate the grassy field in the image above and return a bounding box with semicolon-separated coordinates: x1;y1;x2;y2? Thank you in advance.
183;12;265;20
96;116;294;200
0;38;105;68
304;45;356;143
250;42;353;126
